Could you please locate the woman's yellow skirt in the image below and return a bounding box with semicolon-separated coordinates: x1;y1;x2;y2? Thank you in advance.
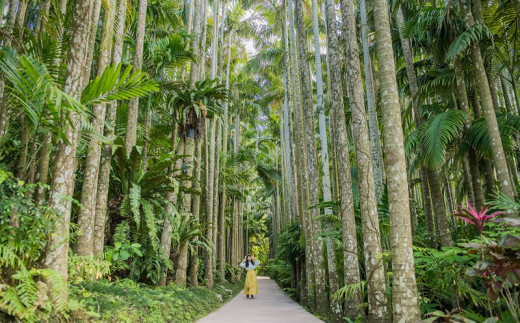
244;270;258;295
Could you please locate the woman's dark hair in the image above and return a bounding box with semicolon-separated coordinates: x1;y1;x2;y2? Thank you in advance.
245;254;253;268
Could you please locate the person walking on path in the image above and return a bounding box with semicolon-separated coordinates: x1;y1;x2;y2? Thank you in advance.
239;254;260;299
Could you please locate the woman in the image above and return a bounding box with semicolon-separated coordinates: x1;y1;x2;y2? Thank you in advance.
239;254;260;299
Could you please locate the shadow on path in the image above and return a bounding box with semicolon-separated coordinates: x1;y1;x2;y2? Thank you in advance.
197;276;323;323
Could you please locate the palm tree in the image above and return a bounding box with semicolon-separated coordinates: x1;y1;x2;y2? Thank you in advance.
359;0;385;202
292;0;328;314
43;0;94;283
322;0;364;319
94;0;129;255
126;0;149;153
75;0;116;257
310;0;341;316
458;0;515;201
372;0;420;319
340;0;390;319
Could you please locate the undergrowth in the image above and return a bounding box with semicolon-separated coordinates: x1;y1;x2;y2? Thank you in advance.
69;279;243;322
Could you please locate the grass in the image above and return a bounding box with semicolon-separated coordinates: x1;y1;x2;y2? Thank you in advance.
69;279;244;322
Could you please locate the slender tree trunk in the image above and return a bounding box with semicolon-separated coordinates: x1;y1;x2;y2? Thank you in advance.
43;0;93;282
125;0;148;153
360;0;385;202
82;0;102;85
396;9;439;248
427;170;452;247
174;135;197;287
0;0;19;140
460;0;515;201
293;0;328;314
217;30;232;281
189;138;203;286
282;6;297;223
189;0;202;87
453;58;486;210
93;0;127;255
323;0;364;319
286;0;314;308
212;121;221;272
36;0;52;32
310;0;341;315
76;0;116;256
204;118;216;288
159;132;183;286
341;0;390;319
15;0;26;27
198;0;208;80
372;0;420;319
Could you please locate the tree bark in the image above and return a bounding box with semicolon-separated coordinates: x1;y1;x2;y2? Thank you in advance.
293;0;328;314
125;0;148;153
341;0;390;319
93;0;128;255
76;0;116;256
189;138;203;286
360;0;385;202
372;0;420;319
43;0;93;282
460;0;515;201
427;170;452;247
453;58;486;210
159;133;183;286
204;118;216;288
174;136;197;287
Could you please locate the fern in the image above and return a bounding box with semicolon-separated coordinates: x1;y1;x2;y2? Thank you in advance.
333;281;367;303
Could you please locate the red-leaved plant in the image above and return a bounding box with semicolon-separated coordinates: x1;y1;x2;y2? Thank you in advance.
455;203;504;234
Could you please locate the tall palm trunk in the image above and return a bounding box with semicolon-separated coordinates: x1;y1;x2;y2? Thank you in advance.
76;0;116;256
427;170;452;247
372;0;420;319
310;0;340;314
82;0;102;85
125;0;148;153
159;131;182;286
0;0;19;140
189;138;203;285
360;0;384;201
43;0;93;282
396;9;440;246
174;135;197;287
204;118;217;288
35;0;68;203
187;0;203;286
281;1;298;224
453;58;486;210
323;0;363;319
212;121;221;272
93;0;128;255
341;0;390;319
218;30;232;280
286;0;314;307
293;0;328;314
460;0;515;200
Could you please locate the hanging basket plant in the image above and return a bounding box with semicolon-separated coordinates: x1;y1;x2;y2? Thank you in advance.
171;79;227;141
180;101;207;140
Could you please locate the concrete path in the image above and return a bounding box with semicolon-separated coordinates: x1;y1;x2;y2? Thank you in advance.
198;276;323;323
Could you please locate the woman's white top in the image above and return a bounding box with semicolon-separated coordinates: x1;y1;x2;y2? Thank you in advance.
240;260;260;270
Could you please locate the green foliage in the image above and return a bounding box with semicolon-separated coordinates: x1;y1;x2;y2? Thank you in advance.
69;279;243;322
103;221;143;271
405;109;466;169
0;169;68;321
68;253;112;285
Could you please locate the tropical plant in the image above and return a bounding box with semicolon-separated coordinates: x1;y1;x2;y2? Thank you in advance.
455;204;504;235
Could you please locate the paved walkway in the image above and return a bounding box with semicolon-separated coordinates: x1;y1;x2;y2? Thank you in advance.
198;276;323;323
